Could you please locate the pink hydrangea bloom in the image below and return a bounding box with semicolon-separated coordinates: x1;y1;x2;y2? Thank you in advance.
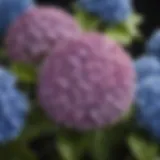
38;32;136;130
5;6;81;64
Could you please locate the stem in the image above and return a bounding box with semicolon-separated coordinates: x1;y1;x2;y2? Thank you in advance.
90;130;108;160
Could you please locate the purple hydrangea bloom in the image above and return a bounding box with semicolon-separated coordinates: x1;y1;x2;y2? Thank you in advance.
0;0;34;36
77;0;132;23
135;76;160;140
38;32;135;130
5;6;81;64
135;55;160;83
146;29;160;58
0;67;29;143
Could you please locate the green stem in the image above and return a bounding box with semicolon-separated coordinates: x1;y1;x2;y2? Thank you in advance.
90;130;109;160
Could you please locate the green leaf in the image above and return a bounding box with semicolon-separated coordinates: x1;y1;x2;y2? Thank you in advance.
128;134;158;160
106;13;143;45
0;49;7;59
11;63;37;83
19;105;54;142
57;137;76;160
0;49;10;65
106;26;132;45
0;141;37;160
92;116;134;160
73;5;100;31
55;130;89;160
124;13;143;36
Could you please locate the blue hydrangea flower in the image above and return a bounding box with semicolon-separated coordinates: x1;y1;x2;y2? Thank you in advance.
135;55;160;83
0;0;34;36
77;0;132;23
146;29;160;58
0;67;29;143
135;76;160;140
0;67;16;88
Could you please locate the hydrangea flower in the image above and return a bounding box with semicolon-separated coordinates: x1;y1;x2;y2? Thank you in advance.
77;0;132;23
135;76;160;140
38;32;135;130
0;67;29;143
135;55;160;83
0;68;16;88
0;0;34;36
146;29;160;59
5;6;81;64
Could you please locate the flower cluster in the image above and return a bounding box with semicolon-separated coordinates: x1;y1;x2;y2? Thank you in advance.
135;30;160;140
0;0;137;147
5;6;81;64
146;29;160;57
135;55;160;83
38;32;135;130
136;76;160;140
77;0;132;23
2;0;160;159
0;67;29;143
0;0;136;132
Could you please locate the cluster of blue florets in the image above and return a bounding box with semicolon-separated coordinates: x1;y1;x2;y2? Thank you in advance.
77;0;132;23
135;29;160;140
146;29;160;57
135;55;160;83
0;67;29;143
0;0;34;35
0;0;33;143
